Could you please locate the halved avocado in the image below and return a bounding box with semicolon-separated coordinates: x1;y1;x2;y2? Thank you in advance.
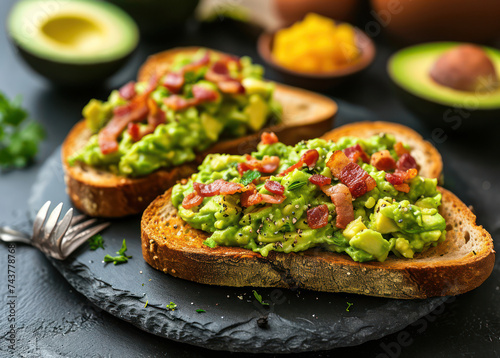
8;0;139;86
388;42;500;131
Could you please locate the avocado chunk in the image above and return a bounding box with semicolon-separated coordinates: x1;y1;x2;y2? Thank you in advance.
394;237;414;258
244;94;269;131
7;0;139;85
371;199;399;234
343;217;367;241
349;229;391;262
388;42;500;128
242;78;274;97
201;113;224;141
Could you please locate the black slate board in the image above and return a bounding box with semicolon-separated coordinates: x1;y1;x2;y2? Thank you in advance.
28;146;446;354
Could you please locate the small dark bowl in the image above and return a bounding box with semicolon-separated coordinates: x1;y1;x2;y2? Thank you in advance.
258;27;376;90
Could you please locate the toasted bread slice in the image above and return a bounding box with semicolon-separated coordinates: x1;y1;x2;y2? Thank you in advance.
141;187;495;299
62;48;337;218
321;121;442;180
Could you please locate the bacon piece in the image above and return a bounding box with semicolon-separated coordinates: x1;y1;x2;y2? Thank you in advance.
98;76;158;154
264;180;285;195
163;95;196;111
278;149;319;177
260;132;279;145
261;194;286;204
240;186;263;207
396;153;418;172
119;81;136;100
163;73;184;93
326;150;350;177
205;61;231;83
147;98;166;127
386;168;418;192
127;122;141;142
192;84;219;102
242;155;280;174
327;150;376;198
182;192;204;209
218;80;245;94
309;174;331;186
182;52;211;73
394;142;410;157
370;150;396;171
307;204;329;229
323;184;354;229
343;144;370;164
193;179;244;197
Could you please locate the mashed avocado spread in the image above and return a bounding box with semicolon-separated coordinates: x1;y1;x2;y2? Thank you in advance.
172;133;446;262
69;49;281;177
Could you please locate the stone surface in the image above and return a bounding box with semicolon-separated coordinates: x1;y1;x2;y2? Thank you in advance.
28;148;446;353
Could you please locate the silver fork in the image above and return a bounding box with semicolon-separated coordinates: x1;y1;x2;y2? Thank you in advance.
0;201;110;260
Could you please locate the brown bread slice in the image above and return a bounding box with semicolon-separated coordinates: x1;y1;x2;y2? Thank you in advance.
141;187;494;299
62;48;337;218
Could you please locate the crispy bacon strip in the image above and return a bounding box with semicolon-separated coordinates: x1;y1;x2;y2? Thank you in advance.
163;73;184;93
119;81;136;100
343;144;370;164
370;150;396;171
182;192;204;209
127;98;167;142
278;149;319;177
327;151;376;198
260;132;279;145
193;179;245;197
238;155;280;175
217;80;245;94
386;168;418;193
309;174;331;186
205;60;231;83
192;84;219;102
322;184;354;229
264;180;284;195
261;194;286;204
98;76;157;154
394;142;410;157
164;84;219;111
182;53;210;73
307;204;329;229
240;185;262;207
396;153;418;172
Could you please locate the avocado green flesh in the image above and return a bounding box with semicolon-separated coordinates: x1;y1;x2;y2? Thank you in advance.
8;0;138;64
389;42;500;109
69;52;282;177
172;135;447;263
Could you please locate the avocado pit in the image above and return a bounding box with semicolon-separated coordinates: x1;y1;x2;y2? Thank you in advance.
429;44;498;93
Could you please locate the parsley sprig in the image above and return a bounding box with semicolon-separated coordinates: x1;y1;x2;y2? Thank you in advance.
253;290;269;306
88;234;104;250
166;302;177;311
104;239;132;265
241;170;261;185
0;92;44;169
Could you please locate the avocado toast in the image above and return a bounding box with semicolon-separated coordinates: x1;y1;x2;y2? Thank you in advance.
63;47;337;217
141;122;494;299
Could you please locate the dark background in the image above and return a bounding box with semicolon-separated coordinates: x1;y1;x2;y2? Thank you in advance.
1;0;499;356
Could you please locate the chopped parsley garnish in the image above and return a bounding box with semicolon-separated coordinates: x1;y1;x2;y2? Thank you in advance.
166;302;177;310
241;170;261;186
196;309;206;313
88;234;105;250
104;239;132;265
252;290;269;306
0;92;45;170
288;180;306;190
346;302;354;312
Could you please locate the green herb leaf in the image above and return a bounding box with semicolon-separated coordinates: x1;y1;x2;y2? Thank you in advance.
166;302;177;310
88;234;104;250
346;302;354;312
0;92;45;170
203;238;217;248
103;239;132;265
252;290;269;306
196;309;206;313
288;181;306;190
241;170;261;186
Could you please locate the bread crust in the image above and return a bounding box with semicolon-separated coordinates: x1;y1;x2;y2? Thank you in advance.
141;187;495;299
62;47;337;217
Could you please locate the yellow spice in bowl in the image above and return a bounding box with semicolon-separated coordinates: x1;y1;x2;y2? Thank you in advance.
272;13;360;73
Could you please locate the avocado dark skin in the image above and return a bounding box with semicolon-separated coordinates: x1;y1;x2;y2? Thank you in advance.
14;45;134;87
